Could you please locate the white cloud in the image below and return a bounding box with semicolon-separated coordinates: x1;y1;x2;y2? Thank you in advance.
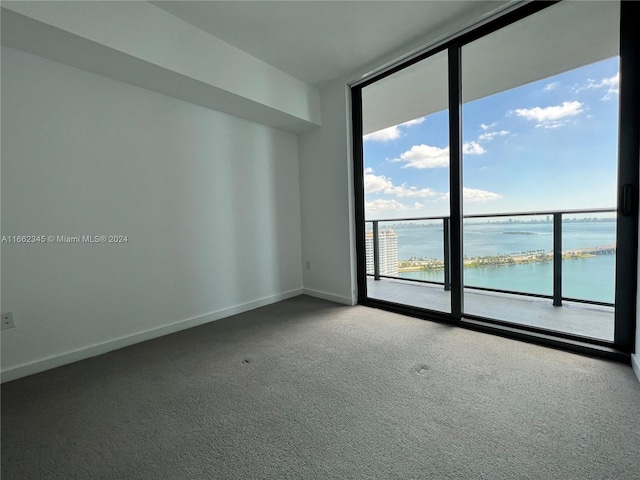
389;185;438;198
544;81;560;91
363;125;402;142
478;130;509;142
574;72;619;100
392;144;450;169
594;73;619;100
392;140;485;169
480;122;497;130
463;187;503;202
365;199;424;214
364;168;437;198
400;117;425;127
463;141;486;155
513;101;583;129
363;116;425;142
364;167;501;213
363;167;393;192
440;187;503;203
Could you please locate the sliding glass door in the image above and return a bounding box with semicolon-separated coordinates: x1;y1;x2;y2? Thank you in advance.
360;50;451;314
353;0;638;355
460;1;620;341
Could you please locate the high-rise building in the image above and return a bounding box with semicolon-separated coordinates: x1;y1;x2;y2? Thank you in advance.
365;229;398;276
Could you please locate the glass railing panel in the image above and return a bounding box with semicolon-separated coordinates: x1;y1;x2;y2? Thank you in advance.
365;222;374;275
366;218;451;313
463;214;553;296
390;219;446;284
561;212;616;304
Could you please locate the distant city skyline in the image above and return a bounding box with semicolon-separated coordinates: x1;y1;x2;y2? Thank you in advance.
363;57;620;220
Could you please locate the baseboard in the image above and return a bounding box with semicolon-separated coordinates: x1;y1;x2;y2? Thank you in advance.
632;353;640;385
303;288;354;305
1;288;303;383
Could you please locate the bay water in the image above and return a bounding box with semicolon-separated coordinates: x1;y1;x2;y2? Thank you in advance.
380;221;616;304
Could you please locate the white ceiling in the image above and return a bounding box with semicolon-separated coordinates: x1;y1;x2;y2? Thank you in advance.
151;1;512;88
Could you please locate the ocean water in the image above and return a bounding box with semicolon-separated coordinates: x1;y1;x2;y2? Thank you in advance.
378;221;616;304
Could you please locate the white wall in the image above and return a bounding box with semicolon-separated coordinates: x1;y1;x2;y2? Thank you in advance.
1;47;303;381
298;81;356;305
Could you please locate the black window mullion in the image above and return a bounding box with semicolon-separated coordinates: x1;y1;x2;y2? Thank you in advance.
351;86;368;303
448;45;464;320
614;0;640;353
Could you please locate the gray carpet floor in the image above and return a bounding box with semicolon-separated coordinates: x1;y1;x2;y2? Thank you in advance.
2;295;640;479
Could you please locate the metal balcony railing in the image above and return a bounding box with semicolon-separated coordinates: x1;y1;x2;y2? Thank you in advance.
366;208;616;307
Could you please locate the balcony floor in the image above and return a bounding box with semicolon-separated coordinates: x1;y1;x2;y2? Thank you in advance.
366;277;614;341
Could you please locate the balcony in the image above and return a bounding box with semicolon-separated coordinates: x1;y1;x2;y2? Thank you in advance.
365;208;616;342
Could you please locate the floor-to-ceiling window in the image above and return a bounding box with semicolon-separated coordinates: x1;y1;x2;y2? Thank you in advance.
361;50;452;314
353;0;638;358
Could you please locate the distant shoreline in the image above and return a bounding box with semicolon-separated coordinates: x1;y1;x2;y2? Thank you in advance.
398;246;614;272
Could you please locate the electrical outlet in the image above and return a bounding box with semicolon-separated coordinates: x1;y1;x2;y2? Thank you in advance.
1;312;15;330
306;260;311;270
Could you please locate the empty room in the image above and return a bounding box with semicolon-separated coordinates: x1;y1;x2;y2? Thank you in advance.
2;1;639;478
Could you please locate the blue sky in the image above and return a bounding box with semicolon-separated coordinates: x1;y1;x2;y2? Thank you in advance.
363;57;620;220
